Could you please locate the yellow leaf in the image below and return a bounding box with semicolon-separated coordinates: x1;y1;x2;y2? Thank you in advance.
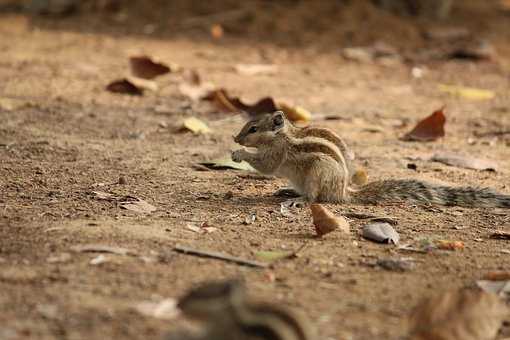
438;84;495;100
277;101;312;122
182;117;211;134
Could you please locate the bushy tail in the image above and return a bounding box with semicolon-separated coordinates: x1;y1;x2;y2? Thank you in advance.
350;179;510;208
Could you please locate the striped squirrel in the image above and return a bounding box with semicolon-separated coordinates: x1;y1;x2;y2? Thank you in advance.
174;280;313;340
232;111;510;208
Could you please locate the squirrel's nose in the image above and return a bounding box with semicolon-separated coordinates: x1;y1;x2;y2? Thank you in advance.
233;135;240;143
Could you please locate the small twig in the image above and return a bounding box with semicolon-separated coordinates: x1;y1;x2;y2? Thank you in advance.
174;245;269;268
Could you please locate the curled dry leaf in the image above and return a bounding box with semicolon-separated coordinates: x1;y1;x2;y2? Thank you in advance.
436;240;464;251
362;222;399;244
438;84;495;101
310;204;349;237
408;288;508;340
181;117;211;134
430;152;497;171
135;298;179;320
119;197;157;214
106;77;158;95
402;107;446;142
129;56;171;79
198;156;254;171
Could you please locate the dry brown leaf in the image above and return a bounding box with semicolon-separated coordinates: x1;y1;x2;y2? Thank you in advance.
483;271;510;281
210;24;224;39
311;204;349;237
490;231;510;240
408;288;508;340
129;56;171;79
436;240;465;251
430;152;497;171
402;107;446;141
206;88;278;116
119;197;157;214
106;78;143;95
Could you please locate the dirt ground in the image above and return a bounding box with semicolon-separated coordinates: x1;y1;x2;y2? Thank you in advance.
1;1;510;339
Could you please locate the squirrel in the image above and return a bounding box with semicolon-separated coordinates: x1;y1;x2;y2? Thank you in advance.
173;280;313;340
232;111;510;208
235;112;357;186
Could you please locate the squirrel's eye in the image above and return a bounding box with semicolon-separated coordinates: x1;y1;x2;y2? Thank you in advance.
248;126;258;134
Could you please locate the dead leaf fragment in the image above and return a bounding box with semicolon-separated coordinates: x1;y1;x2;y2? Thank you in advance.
130;56;171;79
362;222;399;244
119;197;157;214
70;244;136;256
181;117;211;134
483;271;510;281
439;84;495;100
135;298;179;320
235;64;278;76
436;240;465;251
277;101;311;122
207;89;278;115
430;152;497;171
198;156;254;171
311;204;350;237
402;107;446;142
106;78;143;95
408;288;508;340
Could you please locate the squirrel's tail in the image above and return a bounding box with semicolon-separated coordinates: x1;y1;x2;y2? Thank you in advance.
350;179;510;208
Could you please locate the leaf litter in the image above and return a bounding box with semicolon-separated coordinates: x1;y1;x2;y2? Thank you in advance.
362;222;399;244
198;156;254;171
129;55;173;79
310;204;350;237
91;191;157;214
180;117;211;134
106;77;158;95
438;84;495;100
402;107;446;142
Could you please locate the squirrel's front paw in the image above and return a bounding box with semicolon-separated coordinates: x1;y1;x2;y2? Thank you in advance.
231;150;245;163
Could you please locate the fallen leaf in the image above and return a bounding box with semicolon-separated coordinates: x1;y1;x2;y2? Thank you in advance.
277;101;311;122
106;77;158;95
362;222;399;244
408;288;508;340
436;240;465;251
376;258;415;272
448;40;496;61
351;168;369;186
185;223;217;234
119;197;157;214
130;56;171;79
477;280;510;298
439;84;495;100
402;107;446;142
198;156;255;171
135;298;179;320
90;254;109;265
210;24;224;39
207;89;278;115
46;253;72;264
70;244;136;256
311;204;350;237
483;271;510;281
490;231;510;240
235;64;278;76
430;152;497;171
181;117;211;134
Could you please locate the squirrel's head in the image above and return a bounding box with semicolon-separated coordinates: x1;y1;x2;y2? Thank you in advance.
233;111;287;147
177;279;246;321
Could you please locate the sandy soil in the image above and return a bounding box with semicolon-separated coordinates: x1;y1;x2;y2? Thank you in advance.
1;1;510;339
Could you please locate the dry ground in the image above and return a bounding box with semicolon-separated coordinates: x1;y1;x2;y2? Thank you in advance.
1;1;510;339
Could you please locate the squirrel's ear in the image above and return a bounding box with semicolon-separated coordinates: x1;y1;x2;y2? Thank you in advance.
272;111;285;130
